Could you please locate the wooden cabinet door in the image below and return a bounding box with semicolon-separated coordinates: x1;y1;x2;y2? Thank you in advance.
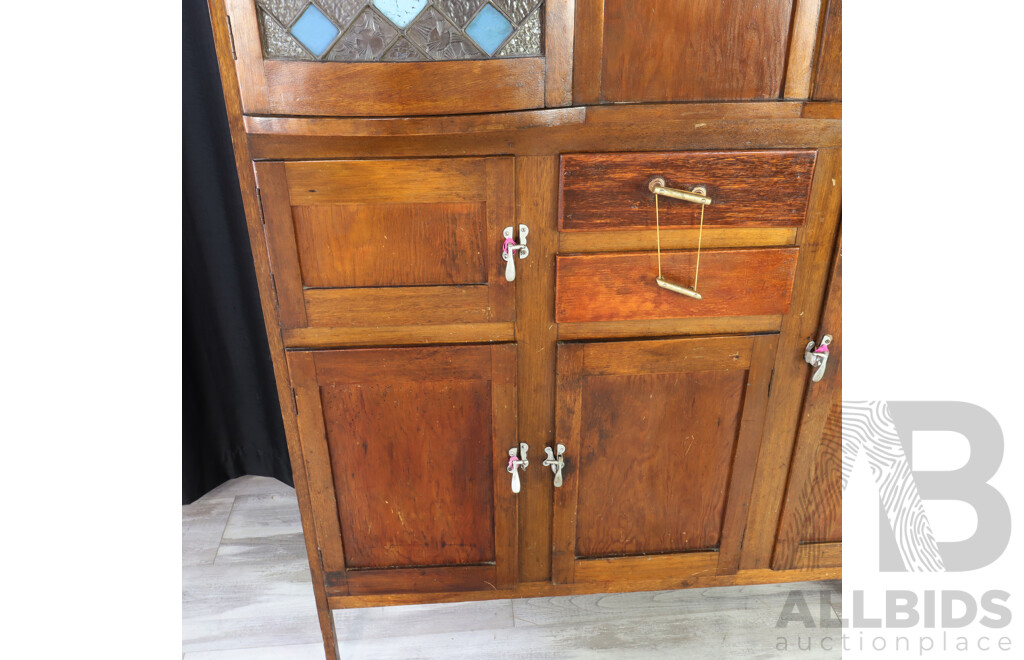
254;158;515;342
219;0;573;116
772;230;842;570
552;334;778;585
287;344;518;595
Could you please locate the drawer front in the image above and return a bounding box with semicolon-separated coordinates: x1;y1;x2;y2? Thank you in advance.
255;158;514;331
555;248;798;323
559;150;816;231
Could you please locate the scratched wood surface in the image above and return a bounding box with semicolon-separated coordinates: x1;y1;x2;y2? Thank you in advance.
559;150;817;231
183;475;842;659
290;344;519;594
555;248;799;323
552;335;780;587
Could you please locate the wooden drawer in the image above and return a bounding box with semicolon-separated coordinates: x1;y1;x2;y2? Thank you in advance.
555;248;798;323
559;150;816;231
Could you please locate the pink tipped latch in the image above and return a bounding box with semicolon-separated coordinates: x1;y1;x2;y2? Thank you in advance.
501;225;529;282
506;443;529;493
804;335;833;383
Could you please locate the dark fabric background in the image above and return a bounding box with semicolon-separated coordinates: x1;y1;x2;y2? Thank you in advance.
183;0;292;503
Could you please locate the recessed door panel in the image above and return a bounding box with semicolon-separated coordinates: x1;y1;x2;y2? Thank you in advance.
552;335;778;585
256;158;514;331
287;344;518;595
772;230;842;570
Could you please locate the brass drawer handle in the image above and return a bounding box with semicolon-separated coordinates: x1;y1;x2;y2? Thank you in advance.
648;178;712;205
649;178;711;299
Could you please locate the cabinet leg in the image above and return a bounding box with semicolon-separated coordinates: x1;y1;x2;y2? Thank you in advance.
314;587;339;660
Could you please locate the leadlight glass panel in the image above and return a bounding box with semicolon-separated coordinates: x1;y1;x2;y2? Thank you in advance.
256;0;544;61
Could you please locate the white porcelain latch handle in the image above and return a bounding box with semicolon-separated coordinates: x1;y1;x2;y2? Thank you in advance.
502;225;529;282
507;443;529;493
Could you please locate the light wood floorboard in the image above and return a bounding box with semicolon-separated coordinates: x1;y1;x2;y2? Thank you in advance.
183;476;841;658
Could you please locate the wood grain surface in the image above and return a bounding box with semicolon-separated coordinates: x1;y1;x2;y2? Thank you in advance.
552;335;780;586
257;157;514;330
575;368;745;557
293;203;487;288
772;230;842;569
813;0;842;100
600;0;794;102
560;150;817;231
555;248;799;323
293;345;519;592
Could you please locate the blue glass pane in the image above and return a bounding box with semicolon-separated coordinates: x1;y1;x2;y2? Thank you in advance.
290;5;340;57
373;0;428;28
466;4;513;55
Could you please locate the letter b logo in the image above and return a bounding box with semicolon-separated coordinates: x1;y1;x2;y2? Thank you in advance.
843;401;1010;571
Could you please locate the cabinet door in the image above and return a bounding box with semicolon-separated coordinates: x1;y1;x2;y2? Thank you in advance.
220;0;573;115
575;0;795;104
287;344;518;595
772;230;842;570
552;334;778;585
255;158;514;341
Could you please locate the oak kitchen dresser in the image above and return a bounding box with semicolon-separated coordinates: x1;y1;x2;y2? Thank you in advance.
206;0;842;656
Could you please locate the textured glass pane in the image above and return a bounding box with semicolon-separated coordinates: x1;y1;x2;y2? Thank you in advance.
408;7;481;59
496;6;540;57
494;0;541;25
465;3;513;55
319;0;367;30
329;8;399;61
260;9;314;60
435;0;485;27
381;36;428;60
257;0;308;26
373;0;429;28
260;0;546;61
290;5;341;57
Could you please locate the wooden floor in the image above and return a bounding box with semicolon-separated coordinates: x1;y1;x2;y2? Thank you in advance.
183;476;842;659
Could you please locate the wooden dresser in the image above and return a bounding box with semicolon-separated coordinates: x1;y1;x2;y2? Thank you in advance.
206;1;842;656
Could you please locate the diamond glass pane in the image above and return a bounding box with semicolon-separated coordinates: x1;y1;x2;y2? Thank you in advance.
330;8;399;61
465;4;513;55
497;6;540;57
258;0;545;61
374;0;429;28
290;5;340;57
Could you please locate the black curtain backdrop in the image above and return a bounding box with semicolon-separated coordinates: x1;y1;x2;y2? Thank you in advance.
183;0;292;503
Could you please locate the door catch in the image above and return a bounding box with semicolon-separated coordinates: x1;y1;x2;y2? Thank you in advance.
804;335;833;383
507;443;529;493
543;444;565;488
502;225;529;282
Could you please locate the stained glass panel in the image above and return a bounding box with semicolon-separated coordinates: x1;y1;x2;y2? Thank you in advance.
374;0;429;28
465;4;513;55
290;5;341;57
257;0;544;62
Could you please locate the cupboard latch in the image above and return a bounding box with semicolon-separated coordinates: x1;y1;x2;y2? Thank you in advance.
804;335;833;383
502;225;529;282
507;443;529;493
543;444;566;488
